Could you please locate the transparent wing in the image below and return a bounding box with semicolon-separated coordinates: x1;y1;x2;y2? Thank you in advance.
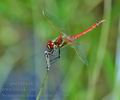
42;10;65;32
59;33;89;65
72;43;89;65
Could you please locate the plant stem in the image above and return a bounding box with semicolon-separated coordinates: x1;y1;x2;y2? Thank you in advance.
36;72;48;100
87;0;112;100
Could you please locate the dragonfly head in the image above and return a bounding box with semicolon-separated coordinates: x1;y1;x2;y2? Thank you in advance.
47;40;54;50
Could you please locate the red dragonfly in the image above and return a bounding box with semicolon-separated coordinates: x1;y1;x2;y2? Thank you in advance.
44;20;105;70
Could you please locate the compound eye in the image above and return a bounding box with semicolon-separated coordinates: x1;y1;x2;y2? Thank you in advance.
47;40;54;49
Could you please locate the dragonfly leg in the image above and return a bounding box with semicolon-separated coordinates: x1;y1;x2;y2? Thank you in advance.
58;48;60;58
44;49;56;70
44;48;60;70
50;48;61;63
44;51;51;71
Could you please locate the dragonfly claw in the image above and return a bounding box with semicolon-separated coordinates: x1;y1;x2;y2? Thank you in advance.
46;63;51;71
46;66;50;71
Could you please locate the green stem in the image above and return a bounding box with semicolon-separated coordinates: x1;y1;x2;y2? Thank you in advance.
87;0;112;100
36;72;48;100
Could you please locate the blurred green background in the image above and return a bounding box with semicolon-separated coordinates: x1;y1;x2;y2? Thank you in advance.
0;0;120;100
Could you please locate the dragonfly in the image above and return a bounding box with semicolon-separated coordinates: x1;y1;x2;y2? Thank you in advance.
44;19;105;71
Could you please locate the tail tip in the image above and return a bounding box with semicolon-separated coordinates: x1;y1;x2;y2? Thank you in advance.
100;19;106;23
97;19;106;26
